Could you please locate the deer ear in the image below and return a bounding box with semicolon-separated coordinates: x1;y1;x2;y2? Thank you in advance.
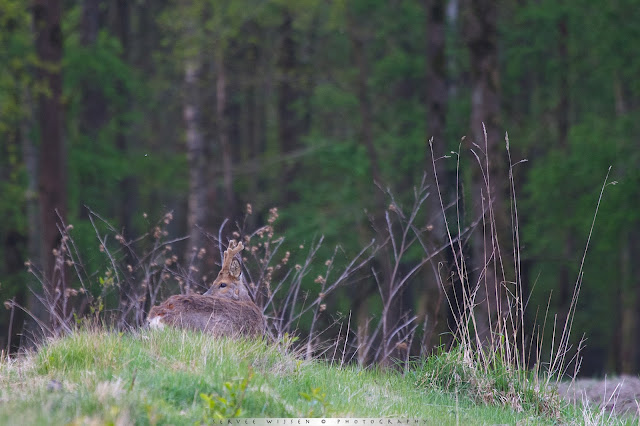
230;258;241;278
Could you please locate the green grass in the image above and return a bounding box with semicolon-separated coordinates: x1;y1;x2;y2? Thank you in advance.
0;328;589;425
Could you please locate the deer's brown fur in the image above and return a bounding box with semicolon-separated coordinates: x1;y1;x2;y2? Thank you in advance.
148;240;264;336
148;294;264;336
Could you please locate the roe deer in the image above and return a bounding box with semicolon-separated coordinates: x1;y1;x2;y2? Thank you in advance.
148;241;265;336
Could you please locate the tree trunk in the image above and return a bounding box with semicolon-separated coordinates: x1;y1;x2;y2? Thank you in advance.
632;227;640;373
348;21;398;366
80;0;107;134
216;45;235;220
612;72;636;374
22;85;45;345
426;0;448;149
421;0;451;353
277;10;302;205
618;230;638;374
33;0;67;333
463;0;508;345
555;11;578;370
111;0;140;325
184;54;208;290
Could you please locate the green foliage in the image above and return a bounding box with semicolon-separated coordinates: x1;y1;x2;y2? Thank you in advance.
299;385;332;417
415;346;563;417
200;368;253;420
523;117;639;359
499;0;640;372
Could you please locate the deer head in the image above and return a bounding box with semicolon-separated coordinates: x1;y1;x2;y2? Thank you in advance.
203;240;250;300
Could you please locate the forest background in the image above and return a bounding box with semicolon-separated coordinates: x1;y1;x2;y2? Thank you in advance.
0;0;639;377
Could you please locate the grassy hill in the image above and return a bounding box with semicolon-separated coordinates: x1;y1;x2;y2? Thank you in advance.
0;328;613;425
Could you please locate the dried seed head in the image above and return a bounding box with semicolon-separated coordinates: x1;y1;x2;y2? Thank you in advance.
395;342;408;352
246;203;253;215
268;207;279;224
319;304;326;312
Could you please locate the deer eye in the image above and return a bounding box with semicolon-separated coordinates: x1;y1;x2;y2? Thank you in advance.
219;283;227;288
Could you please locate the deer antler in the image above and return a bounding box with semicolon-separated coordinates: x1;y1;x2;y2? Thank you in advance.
220;240;244;278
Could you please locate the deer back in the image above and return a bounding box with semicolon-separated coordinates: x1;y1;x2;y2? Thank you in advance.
148;294;264;337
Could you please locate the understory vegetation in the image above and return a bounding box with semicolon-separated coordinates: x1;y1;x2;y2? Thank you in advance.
1;146;632;424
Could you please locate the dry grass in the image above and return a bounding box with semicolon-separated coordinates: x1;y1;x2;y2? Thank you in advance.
415;127;614;417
